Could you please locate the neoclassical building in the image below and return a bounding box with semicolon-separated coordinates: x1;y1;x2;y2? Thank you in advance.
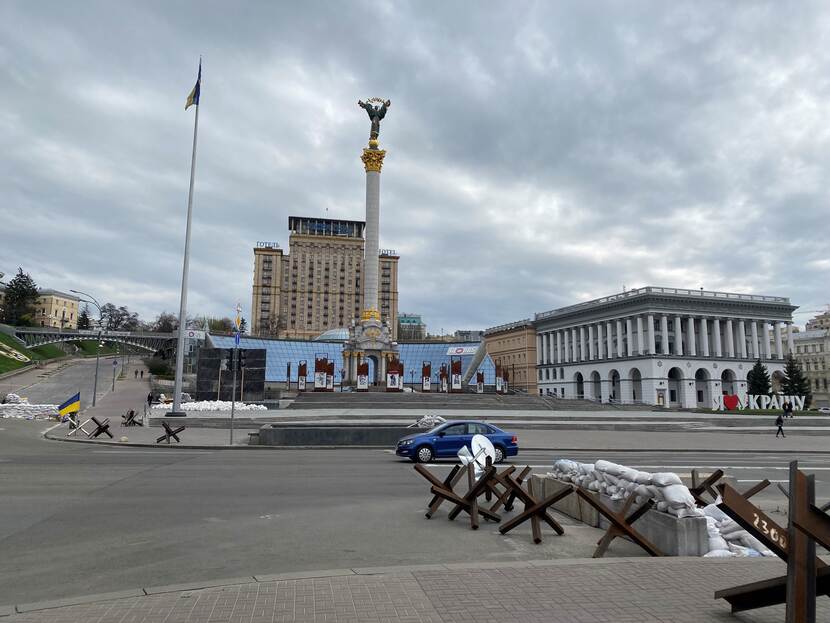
535;286;797;408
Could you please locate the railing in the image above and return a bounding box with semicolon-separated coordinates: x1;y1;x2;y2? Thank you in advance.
536;286;791;321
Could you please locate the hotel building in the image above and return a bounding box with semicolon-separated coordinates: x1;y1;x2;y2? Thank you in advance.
535;286;797;408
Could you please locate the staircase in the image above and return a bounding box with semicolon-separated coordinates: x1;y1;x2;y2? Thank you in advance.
287;391;555;410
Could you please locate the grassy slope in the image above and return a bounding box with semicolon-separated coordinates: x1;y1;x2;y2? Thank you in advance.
0;332;39;373
30;344;67;359
71;340;120;356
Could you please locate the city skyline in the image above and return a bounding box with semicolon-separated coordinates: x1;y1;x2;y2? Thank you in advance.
2;2;829;332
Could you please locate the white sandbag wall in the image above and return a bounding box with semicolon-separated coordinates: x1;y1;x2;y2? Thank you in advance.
549;458;776;558
1;394;59;419
150;400;267;412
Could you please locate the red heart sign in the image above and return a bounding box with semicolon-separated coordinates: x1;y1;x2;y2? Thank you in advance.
723;395;739;410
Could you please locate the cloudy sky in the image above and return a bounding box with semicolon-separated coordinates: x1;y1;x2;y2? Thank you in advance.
2;1;829;332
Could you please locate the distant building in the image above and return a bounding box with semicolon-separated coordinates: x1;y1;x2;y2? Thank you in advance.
484;319;537;393
535;286;796;408
250;216;399;340
398;313;426;341
454;330;483;342
35;289;80;329
792;329;829;408
806;310;830;331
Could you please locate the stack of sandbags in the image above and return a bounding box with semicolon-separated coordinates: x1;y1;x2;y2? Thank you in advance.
0;402;59;419
2;393;23;404
151;400;267;412
549;459;702;519
702;502;775;557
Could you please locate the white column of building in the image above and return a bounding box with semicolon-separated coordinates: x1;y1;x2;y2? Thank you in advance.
562;330;569;363
774;322;783;359
556;331;562;363
647;314;656;355
597;323;604;359
787;322;795;355
674;315;683;356
606;321;614;358
625;318;633;357
750;321;759;359
579;326;586;361
549;332;555;364
571;328;578;362
763;322;772;359
537;334;543;365
588;325;595;360
661;315;669;354
738;320;747;358
725;319;735;357
713;318;722;357
616;320;624;357
636;316;644;355
686;316;696;356
700;317;709;357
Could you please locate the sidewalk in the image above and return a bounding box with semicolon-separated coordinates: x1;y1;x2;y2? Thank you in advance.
2;558;825;622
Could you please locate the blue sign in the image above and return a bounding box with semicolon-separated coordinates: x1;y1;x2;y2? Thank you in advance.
234;332;241;347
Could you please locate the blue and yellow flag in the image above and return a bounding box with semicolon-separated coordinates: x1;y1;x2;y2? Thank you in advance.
185;60;201;110
58;392;80;416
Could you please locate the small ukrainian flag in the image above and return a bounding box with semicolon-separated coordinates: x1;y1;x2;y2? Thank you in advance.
185;60;201;110
58;392;81;417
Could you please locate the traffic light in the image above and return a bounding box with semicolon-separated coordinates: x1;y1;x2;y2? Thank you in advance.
239;349;247;369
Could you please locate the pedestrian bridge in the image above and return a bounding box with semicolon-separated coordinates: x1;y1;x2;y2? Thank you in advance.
11;327;176;353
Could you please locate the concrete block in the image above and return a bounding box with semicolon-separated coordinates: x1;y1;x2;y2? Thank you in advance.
258;424;412;446
538;475;600;527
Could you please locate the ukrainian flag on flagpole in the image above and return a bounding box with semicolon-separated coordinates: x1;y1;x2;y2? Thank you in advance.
185;60;201;110
58;392;81;417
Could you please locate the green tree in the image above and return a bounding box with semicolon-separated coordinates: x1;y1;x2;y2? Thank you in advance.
2;268;39;326
239;317;248;334
782;354;812;408
150;312;178;333
746;359;771;396
77;304;91;330
207;317;234;334
100;303;140;331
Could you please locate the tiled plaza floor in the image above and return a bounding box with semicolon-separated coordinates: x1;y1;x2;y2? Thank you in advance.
4;557;827;622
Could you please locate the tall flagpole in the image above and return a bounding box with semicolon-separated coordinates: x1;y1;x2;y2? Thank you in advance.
170;70;201;417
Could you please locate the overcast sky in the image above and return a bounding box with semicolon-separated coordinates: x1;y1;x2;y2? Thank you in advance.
2;1;828;332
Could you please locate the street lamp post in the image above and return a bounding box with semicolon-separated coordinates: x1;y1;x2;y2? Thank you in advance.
70;290;104;407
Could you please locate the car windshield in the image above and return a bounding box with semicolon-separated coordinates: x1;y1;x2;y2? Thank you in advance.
426;423;452;434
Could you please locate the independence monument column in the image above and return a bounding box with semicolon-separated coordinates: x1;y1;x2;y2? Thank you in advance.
343;98;398;388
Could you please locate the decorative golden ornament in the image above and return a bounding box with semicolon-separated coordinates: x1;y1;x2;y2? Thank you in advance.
361;307;381;321
361;148;386;172
365;327;381;339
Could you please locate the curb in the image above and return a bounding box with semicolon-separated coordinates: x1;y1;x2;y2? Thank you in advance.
42;431;830;454
0;557;778;616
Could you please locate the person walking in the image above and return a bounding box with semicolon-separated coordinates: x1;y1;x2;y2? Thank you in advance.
784;400;794;418
147;392;153;408
775;412;786;438
140;370;144;380
134;369;138;380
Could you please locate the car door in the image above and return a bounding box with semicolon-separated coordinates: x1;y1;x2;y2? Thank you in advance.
434;423;470;457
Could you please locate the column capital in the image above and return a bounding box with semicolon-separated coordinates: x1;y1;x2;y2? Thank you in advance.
361;148;387;172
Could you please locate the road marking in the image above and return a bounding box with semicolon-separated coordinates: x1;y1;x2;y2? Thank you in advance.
42;422;63;434
92;450;210;454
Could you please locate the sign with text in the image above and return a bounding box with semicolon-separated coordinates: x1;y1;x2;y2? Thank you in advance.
446;346;477;356
712;394;806;411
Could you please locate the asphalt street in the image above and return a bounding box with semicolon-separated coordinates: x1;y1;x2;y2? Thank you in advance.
0;358;121;406
1;418;828;608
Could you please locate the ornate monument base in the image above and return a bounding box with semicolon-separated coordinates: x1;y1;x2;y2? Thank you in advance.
343;307;398;388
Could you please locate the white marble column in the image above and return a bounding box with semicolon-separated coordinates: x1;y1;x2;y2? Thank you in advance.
579;326;586;361
562;330;569;363
625;318;633;357
774;322;783;359
362;153;383;313
713;318;722;357
725;318;735;357
571;328;578;362
700;317;709;357
597;323;605;359
616;320;624;357
687;316;696;356
674;315;683;356
750;321;759;359
556;331;562;364
606;321;614;358
787;322;795;354
763;322;772;359
549;332;555;364
537;334;543;365
647;314;656;355
636;316;644;355
588;325;595;360
661;315;669;354
738;320;747;358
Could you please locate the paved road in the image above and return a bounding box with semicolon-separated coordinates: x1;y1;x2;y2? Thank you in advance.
0;358;124;406
1;419;826;608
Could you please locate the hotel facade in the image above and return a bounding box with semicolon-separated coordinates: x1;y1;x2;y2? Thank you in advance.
535;287;797;408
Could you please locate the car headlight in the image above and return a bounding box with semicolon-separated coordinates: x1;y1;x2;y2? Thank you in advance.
400;440;413;446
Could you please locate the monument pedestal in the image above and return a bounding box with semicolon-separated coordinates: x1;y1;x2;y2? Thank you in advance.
343;308;398;387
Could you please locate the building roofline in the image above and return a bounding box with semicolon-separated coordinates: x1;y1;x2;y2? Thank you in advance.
536;286;793;321
484;319;533;335
37;288;80;301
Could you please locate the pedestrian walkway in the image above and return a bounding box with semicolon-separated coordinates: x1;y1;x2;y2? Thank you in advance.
2;558;825;622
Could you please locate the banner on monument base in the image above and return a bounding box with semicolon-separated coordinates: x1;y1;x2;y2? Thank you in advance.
298;377;306;391
421;362;431;392
449;357;462;393
451;374;462;391
357;374;369;390
440;377;448;393
387;372;400;390
297;361;307;391
476;371;484;394
495;376;503;393
422;376;431;392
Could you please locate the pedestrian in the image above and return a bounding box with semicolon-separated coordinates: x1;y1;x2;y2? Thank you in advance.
775;413;786;438
134;370;138;380
140;370;144;379
147;392;153;408
784;400;794;418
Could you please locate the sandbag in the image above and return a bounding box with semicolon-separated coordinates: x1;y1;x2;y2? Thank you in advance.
634;471;653;485
652;472;683;487
703;503;729;522
709;535;729;551
595;460;624;476
704;549;734;558
662;484;696;509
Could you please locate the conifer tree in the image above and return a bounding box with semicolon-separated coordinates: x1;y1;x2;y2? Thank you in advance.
2;268;39;326
77;305;91;330
782;354;812;408
746;359;771;396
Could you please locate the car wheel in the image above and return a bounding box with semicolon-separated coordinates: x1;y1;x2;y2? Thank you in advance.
493;445;505;464
416;445;434;463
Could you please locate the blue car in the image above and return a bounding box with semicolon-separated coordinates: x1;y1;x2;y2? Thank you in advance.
396;420;519;464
